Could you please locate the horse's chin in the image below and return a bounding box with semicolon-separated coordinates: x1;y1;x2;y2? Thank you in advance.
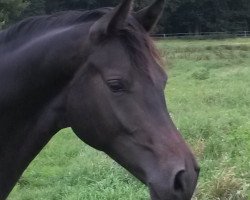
149;186;185;200
149;186;162;200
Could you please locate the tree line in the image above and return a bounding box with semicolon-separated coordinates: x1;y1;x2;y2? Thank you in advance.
1;0;250;33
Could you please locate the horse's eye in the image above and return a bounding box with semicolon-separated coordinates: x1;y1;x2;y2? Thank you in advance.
107;80;125;93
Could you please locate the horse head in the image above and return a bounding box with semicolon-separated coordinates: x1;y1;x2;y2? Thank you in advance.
66;0;199;199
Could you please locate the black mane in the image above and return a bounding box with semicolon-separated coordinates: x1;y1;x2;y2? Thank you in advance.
0;8;111;45
0;7;160;71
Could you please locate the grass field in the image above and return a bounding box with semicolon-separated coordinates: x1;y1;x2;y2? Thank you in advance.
9;38;250;200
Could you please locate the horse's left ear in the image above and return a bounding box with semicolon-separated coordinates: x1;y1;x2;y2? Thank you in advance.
135;0;165;32
89;0;133;43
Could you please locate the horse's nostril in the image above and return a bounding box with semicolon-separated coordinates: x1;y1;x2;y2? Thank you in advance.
174;170;185;191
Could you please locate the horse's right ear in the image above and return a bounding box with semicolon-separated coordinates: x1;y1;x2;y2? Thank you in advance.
89;0;133;43
135;0;165;32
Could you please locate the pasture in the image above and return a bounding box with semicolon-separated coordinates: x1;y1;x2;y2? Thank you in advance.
9;38;250;200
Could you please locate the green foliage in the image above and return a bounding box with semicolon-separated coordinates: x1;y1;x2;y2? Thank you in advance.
0;0;29;28
1;0;250;33
166;0;250;33
8;38;250;200
20;0;45;19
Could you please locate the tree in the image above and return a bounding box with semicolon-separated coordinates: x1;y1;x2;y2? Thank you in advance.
20;0;45;19
0;0;29;28
165;0;250;33
44;0;103;13
1;0;250;33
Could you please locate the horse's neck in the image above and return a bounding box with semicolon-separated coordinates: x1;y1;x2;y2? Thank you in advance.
0;25;89;199
0;93;66;199
0;24;90;122
0;25;86;136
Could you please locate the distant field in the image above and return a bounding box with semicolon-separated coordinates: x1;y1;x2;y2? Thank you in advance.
9;38;250;200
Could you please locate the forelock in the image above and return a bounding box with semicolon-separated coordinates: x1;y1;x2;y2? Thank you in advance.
117;16;162;75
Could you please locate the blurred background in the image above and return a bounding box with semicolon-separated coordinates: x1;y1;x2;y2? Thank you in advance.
1;0;250;35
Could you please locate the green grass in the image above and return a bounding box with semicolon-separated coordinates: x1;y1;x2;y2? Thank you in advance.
9;38;250;200
159;38;250;199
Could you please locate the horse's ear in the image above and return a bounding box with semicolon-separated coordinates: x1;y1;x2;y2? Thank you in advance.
89;0;133;42
135;0;165;32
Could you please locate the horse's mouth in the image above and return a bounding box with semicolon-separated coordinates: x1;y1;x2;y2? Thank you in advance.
149;186;162;200
149;185;186;200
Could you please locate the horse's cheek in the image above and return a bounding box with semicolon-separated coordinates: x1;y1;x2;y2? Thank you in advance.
66;85;110;150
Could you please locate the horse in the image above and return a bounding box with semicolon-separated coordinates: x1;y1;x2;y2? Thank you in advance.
0;0;199;199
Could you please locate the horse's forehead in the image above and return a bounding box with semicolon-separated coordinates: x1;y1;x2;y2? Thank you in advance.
91;40;131;72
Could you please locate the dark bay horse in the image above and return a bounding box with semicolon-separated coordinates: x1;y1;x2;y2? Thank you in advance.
0;0;199;199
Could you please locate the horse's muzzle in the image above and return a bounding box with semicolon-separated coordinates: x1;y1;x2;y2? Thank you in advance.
148;166;200;200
